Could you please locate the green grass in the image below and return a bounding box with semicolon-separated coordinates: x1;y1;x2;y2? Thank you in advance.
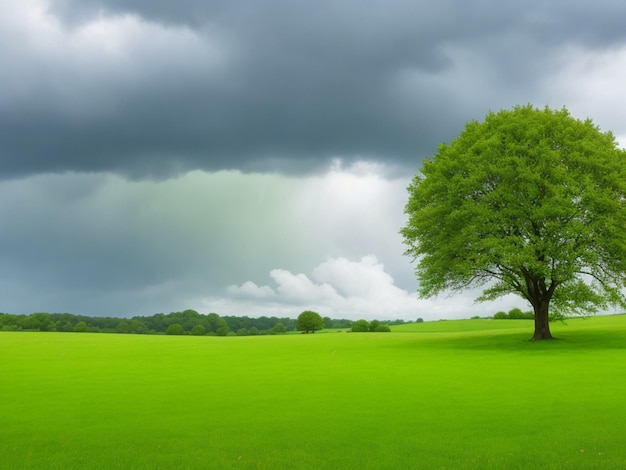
2;316;626;469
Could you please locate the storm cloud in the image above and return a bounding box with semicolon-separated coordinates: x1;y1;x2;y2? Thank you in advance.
0;166;418;317
4;0;626;179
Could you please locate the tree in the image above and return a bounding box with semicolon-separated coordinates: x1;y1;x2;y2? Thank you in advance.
271;322;287;334
129;319;149;334
215;318;230;336
296;310;324;333
401;105;626;340
191;324;206;336
29;312;52;331
165;323;184;335
508;308;525;319
368;319;381;332
115;319;131;334
57;320;74;332
351;319;369;332
206;313;222;333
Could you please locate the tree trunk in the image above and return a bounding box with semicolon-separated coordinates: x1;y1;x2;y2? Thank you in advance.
531;301;554;341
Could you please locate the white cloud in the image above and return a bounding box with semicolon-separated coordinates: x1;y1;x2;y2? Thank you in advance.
312;255;395;298
226;281;275;299
269;269;340;303
221;255;532;321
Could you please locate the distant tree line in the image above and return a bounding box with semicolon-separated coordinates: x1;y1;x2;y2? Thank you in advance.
493;308;535;320
0;310;408;335
0;310;409;335
0;310;295;336
350;319;391;332
492;308;567;322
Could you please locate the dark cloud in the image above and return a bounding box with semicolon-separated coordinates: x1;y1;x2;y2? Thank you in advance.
2;0;626;180
49;0;225;28
0;169;413;316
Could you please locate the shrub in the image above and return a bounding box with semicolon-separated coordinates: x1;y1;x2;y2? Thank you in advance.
216;326;230;336
191;324;206;336
351;319;370;332
272;322;287;334
165;324;184;335
115;320;131;334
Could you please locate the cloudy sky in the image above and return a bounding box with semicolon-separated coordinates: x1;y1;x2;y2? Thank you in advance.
2;0;626;321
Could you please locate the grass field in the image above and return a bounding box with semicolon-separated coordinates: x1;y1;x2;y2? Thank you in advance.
2;315;626;469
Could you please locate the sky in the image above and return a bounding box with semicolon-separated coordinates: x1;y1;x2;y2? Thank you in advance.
2;0;626;321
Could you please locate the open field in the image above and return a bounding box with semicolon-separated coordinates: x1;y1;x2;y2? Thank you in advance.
2;315;626;469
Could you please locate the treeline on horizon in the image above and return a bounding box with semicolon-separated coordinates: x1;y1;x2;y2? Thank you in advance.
0;310;408;336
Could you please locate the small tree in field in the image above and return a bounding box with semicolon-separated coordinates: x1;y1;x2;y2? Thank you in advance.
296;310;324;333
351;319;370;332
402;105;626;340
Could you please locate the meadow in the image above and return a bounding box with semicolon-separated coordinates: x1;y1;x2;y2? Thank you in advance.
2;315;626;469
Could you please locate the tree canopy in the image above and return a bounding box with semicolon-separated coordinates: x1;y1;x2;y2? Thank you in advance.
296;310;324;333
401;105;626;340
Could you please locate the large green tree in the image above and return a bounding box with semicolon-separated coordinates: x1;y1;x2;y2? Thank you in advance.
401;105;626;340
296;310;324;333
